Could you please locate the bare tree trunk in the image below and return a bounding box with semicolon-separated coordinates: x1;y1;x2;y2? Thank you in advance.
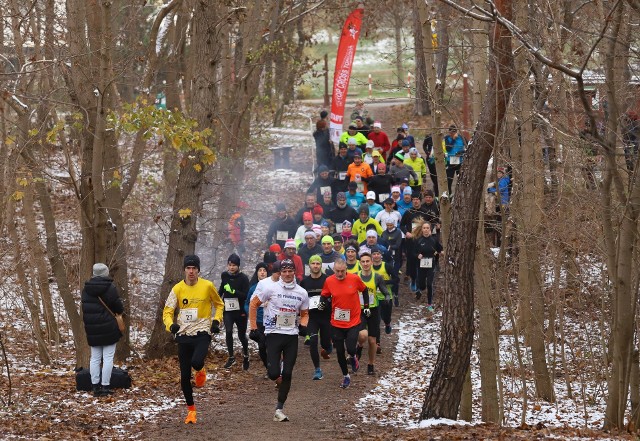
421;0;514;420
412;0;430;116
393;10;404;88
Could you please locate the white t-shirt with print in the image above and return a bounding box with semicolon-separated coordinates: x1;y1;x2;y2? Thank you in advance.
258;279;309;335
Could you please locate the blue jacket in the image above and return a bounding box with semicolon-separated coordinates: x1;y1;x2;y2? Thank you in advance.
444;134;466;164
396;198;412;216
244;283;264;324
488;175;511;205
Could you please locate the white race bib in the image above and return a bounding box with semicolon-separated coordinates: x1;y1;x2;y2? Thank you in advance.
335;223;343;233
309;296;321;309
276;312;297;328
320;186;331;197
339;171;347;180
411;222;418;230
224;297;240;311
356;182;364;192
304;265;311;276
450;156;460;165
420;258;433;268
334;307;351;322
276;230;288;241
322;262;333;272
378;193;389;203
179;308;198;323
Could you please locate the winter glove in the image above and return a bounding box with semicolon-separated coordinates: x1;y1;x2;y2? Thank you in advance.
298;325;308;338
223;283;235;294
169;324;180;335
249;329;261;343
210;320;220;334
363;308;371;318
317;298;328;311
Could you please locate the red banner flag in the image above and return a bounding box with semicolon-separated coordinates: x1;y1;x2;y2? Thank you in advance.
329;5;364;143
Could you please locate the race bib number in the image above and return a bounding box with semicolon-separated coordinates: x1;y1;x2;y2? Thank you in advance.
359;292;374;306
339;171;347;180
334;307;351;322
304;265;311;276
179;308;198;323
276;230;288;241
224;298;240;311
276;312;296;328
335;223;343;233
420;258;433;268
450;156;460;165
309;296;321;309
320;186;331;196
378;193;389;203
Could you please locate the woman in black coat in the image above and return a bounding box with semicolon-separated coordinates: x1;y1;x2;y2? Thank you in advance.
413;223;443;309
81;263;124;396
313;119;335;170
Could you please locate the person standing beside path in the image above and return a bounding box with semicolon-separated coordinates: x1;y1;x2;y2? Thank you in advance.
163;255;224;424
319;258;370;389
81;263;124;397
248;259;310;422
219;253;251;370
300;255;332;380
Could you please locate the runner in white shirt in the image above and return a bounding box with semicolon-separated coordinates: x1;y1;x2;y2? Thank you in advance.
249;259;309;422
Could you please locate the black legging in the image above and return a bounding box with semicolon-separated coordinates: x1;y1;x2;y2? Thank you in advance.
307;313;332;369
406;251;418;285
176;332;211;406
257;324;267;368
427;161;438;196
224;311;249;357
416;266;436;304
331;325;360;376
266;333;299;406
446;164;461;194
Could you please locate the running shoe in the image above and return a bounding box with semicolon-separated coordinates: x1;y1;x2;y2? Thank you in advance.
355;344;363;361
376;343;382;355
385;324;392;334
320;348;331;359
340;375;351;389
273;409;289;422
194;368;207;387
393;295;399;307
350;355;359;373
223;356;236;369
242;355;250;371
427;304;434;312
312;367;323;380
367;364;375;375
184;410;197;424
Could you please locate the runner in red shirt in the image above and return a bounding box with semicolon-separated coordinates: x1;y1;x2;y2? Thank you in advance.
320;258;370;388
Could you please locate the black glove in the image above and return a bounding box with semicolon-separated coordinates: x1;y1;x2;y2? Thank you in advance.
363;308;371;318
298;325;308;337
317;298;328;311
169;324;180;335
249;329;261;342
210;319;220;334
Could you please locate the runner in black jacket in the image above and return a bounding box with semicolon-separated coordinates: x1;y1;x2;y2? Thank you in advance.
219;253;251;370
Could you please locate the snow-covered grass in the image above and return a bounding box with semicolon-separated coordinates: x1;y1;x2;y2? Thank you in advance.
358;303;610;431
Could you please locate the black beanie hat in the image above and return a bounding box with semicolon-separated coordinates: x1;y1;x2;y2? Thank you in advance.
184;255;200;271
228;253;241;266
255;262;269;273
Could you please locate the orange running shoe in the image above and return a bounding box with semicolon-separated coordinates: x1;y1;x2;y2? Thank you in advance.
184;410;197;424
194;368;207;388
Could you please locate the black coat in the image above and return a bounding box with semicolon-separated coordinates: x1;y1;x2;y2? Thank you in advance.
81;276;124;347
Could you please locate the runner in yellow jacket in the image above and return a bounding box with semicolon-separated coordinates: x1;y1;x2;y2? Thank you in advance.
163;255;224;425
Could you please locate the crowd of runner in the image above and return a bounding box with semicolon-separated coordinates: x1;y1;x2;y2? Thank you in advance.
161;103;463;425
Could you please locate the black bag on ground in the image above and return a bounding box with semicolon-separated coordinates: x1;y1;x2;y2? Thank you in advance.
75;367;132;391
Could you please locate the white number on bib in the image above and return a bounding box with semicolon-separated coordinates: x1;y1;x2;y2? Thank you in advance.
309;296;321;309
276;230;289;241
180;308;198;323
334;307;351;322
224;297;240;311
450;156;460;165
378;193;389;203
276;312;296;328
420;258;433;268
339;172;347;180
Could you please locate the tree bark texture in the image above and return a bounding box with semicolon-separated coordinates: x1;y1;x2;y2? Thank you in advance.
420;0;514;420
